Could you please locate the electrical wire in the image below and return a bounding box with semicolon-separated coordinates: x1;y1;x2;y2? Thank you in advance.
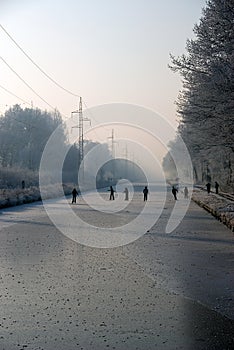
0;59;70;119
0;24;112;129
0;23;81;98
0;56;56;110
83;99;111;133
0;84;31;106
0;24;108;126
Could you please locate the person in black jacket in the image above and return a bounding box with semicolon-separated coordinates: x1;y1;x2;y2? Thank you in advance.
206;182;211;194
72;188;78;204
215;181;219;194
172;186;178;200
109;186;115;200
143;186;149;201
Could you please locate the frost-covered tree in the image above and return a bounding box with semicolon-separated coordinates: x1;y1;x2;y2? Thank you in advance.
168;0;234;191
0;104;66;170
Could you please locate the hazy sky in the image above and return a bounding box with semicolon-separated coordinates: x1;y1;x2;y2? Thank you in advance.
1;0;206;128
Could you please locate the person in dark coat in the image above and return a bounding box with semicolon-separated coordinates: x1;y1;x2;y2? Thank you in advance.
109;186;115;200
172;186;178;200
206;182;211;194
143;186;149;201
215;181;219;194
72;188;78;204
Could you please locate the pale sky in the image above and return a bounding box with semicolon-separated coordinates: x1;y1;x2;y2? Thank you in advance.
1;0;206;127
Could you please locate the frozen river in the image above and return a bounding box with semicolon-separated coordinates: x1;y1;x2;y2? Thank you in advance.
0;187;233;349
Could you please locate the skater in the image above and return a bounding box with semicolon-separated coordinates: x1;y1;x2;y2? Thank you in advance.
109;186;115;200
72;188;78;204
172;186;178;200
143;186;148;201
206;182;211;194
123;187;129;201
184;186;188;199
215;181;219;194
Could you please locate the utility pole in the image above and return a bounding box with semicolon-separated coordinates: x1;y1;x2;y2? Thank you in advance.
71;97;90;181
124;145;128;179
108;129;115;158
78;97;84;162
130;153;135;181
108;129;117;183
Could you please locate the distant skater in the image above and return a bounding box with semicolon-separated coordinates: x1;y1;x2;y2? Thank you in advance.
184;186;188;199
109;186;115;200
172;186;178;200
206;182;211;194
215;181;219;194
72;188;78;204
124;187;129;201
143;186;148;201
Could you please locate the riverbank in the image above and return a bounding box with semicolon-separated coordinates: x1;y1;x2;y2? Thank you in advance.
192;188;234;232
0;183;74;209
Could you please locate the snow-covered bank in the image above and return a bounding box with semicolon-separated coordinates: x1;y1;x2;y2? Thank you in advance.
192;188;234;232
0;183;74;209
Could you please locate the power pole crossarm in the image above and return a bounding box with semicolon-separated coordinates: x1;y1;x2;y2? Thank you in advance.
107;129;117;158
71;97;91;162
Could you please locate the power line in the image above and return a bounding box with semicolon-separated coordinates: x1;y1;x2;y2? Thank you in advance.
0;84;31;106
0;56;57;111
0;25;109;125
0;23;81;98
0;24;115;129
0;24;113;128
0;80;70;120
0;62;110;139
83;99;112;133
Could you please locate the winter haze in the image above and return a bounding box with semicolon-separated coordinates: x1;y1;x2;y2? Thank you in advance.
0;0;207;182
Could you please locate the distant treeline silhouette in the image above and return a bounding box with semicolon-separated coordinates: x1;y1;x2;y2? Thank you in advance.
0;105;145;189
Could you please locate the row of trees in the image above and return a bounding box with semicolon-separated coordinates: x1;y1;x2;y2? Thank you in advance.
163;0;234;191
0;105;145;189
0;104;64;170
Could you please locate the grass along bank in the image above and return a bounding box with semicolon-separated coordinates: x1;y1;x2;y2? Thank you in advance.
192;188;234;232
0;183;74;209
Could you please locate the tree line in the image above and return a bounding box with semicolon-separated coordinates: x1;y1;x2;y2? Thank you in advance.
0;104;145;189
163;0;234;191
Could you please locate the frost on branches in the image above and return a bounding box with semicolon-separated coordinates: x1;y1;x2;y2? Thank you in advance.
164;0;234;192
